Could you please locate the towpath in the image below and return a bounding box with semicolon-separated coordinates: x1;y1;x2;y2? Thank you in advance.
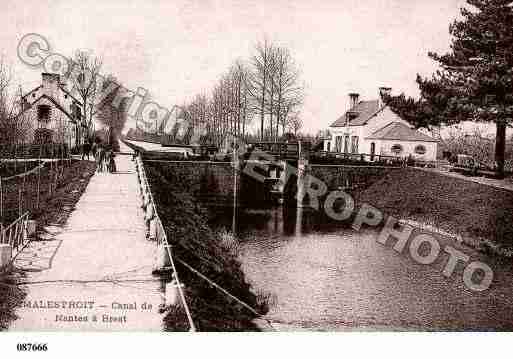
419;166;513;192
9;142;164;331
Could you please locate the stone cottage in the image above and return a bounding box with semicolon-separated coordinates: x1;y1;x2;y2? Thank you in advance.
20;73;84;148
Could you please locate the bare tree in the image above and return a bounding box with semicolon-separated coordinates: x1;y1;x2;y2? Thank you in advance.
68;50;103;142
0;57;33;145
273;47;304;140
249;39;274;140
96;75;128;150
286;112;303;137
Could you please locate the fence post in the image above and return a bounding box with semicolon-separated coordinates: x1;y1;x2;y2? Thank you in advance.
37;145;42;210
0;176;3;224
14;143;17;174
18;188;22;218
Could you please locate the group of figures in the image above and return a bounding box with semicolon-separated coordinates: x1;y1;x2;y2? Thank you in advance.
82;142;117;173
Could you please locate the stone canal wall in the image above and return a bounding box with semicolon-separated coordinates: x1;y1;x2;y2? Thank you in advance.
123;140;399;206
308;164;401;192
145;160;239;207
145;159;398;208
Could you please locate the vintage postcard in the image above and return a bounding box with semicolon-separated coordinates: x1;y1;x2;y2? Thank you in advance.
1;0;513;356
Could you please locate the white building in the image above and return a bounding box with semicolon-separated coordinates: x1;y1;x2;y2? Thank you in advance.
324;87;438;161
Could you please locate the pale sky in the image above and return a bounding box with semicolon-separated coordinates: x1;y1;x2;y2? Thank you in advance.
1;0;469;133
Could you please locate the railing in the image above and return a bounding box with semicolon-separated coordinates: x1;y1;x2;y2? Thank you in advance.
247;141;312;160
0;143;70;159
135;154;197;331
312;151;404;162
1;211;30;259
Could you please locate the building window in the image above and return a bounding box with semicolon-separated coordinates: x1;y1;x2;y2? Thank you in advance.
351;136;359;154
344;135;350;153
414;144;427;155
335;136;342;152
326;142;331;152
37;105;51;122
391;144;403;154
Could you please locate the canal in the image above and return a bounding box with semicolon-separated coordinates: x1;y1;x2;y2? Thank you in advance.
216;206;513;331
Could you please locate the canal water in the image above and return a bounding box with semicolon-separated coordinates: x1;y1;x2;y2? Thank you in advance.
221;207;513;331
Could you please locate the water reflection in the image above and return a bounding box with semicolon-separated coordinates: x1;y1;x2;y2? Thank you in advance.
229;206;513;331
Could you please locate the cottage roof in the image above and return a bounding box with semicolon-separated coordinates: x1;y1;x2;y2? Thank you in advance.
330;100;381;127
19;94;77;122
366;122;438;142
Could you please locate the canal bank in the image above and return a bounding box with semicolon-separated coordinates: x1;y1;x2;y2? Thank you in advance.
144;164;268;331
355;167;513;257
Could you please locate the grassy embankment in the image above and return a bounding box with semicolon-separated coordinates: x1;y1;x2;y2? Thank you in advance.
355;167;513;257
0;159;96;331
0;160;41;178
145;162;268;331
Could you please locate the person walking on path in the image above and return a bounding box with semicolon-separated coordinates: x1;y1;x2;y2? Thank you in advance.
91;142;98;162
97;145;106;173
108;148;117;173
105;147;112;173
81;141;91;160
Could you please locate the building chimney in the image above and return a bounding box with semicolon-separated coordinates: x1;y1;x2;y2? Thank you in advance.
378;87;392;108
42;73;61;99
349;93;359;109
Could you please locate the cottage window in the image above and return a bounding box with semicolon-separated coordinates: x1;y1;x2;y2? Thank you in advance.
370;142;376;160
335;136;342;152
414;144;427;155
351;136;359;154
37;105;51;122
344;135;350;153
391;144;403;154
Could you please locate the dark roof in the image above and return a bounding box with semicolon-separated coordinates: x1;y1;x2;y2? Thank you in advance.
15;94;77;124
59;86;82;104
330;100;381;127
21;85;42;99
366;122;438;142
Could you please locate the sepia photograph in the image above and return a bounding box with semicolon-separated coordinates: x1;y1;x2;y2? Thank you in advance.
1;0;513;355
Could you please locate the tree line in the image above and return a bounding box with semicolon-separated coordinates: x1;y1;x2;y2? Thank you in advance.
0;56;33;145
178;39;305;148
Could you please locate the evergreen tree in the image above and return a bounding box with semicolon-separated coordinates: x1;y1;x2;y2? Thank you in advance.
387;0;513;177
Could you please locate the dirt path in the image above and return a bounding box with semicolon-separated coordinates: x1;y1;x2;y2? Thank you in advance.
419;166;513;192
9;143;164;331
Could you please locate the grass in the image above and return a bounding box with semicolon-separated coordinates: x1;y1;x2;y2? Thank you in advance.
0;268;26;331
145;162;268;331
0;159;96;331
1;160;95;227
0;160;41;178
30;160;96;228
355;167;513;256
